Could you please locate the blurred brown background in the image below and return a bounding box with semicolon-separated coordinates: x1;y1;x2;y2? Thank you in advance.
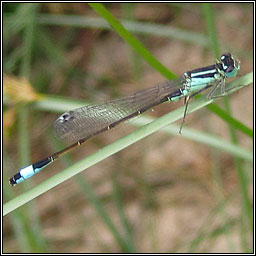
3;3;253;253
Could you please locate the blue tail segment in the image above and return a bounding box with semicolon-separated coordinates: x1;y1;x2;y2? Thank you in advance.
9;158;52;186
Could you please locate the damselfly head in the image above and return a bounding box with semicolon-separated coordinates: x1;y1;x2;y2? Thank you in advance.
220;53;240;78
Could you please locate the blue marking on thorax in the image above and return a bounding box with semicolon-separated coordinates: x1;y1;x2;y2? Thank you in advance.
189;76;216;90
186;65;219;92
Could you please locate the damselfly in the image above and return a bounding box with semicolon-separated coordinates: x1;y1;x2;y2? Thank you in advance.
9;53;240;186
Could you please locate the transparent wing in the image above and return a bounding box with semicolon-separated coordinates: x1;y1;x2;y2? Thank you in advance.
54;78;184;143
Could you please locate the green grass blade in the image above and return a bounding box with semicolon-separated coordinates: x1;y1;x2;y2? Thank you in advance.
89;3;176;79
133;117;252;162
36;14;210;47
202;3;220;56
3;73;251;216
206;72;253;137
112;179;136;252
76;177;134;253
207;104;253;138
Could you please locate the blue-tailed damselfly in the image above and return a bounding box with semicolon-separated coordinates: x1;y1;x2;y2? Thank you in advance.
9;53;240;186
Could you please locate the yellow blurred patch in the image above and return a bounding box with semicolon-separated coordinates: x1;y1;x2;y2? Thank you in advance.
3;108;16;129
3;108;16;143
3;74;42;105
